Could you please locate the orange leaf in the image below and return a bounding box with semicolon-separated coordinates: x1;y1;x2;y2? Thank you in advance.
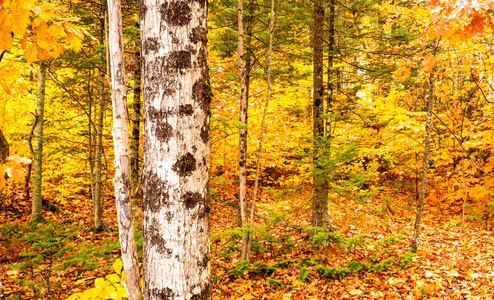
423;53;436;73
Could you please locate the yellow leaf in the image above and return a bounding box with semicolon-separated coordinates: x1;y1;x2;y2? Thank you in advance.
113;258;123;276
75;277;96;284
94;277;108;288
348;289;363;295
106;273;121;283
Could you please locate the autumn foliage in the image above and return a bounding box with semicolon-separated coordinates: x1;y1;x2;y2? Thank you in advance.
1;0;494;299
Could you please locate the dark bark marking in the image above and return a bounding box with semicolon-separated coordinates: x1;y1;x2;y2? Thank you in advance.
168;1;191;26
200;124;208;144
172;152;196;177
139;0;147;20
143;86;159;102
155;122;173;143
143;37;159;55
153;287;176;299
149;107;174;143
181;191;202;209
190;26;207;44
197;255;209;269
190;283;211;300
179;104;194;116
164;211;174;222
168;50;191;69
142;173;170;212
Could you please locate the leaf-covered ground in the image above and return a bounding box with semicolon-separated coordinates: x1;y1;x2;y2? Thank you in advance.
1;182;493;299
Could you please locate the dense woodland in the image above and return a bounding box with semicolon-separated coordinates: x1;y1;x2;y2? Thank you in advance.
1;0;494;298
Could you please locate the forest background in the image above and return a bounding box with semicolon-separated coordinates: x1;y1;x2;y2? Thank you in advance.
1;0;494;298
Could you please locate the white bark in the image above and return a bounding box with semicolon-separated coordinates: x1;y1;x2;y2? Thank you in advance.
140;0;211;298
108;1;142;299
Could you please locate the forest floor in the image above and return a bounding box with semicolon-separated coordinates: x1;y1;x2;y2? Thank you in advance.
1;182;494;299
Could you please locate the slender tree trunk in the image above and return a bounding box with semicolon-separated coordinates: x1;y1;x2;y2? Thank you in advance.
88;71;96;202
236;0;254;229
23;118;36;199
311;0;328;227
140;0;211;298
237;0;250;261
326;0;335;140
108;0;142;298
94;21;106;231
131;47;142;227
411;49;436;253
246;0;275;260
32;61;47;224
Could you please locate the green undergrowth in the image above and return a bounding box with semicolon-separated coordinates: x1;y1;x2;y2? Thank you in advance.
0;221;123;298
213;222;417;283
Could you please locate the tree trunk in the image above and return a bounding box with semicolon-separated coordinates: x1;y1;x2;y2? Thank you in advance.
94;22;106;231
108;0;142;299
140;0;211;298
0;129;8;163
326;0;335;141
88;70;96;203
246;0;275;260
311;0;328;227
32;61;47;224
237;0;250;261
411;48;436;253
131;47;142;228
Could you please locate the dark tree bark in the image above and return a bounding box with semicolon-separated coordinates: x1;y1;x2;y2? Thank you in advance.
140;0;212;298
130;47;142;227
311;0;329;227
0;129;8;163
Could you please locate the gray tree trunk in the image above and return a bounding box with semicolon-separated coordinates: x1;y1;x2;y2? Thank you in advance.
237;0;250;261
140;0;212;298
108;0;142;299
32;61;47;224
311;0;328;227
131;48;142;228
411;69;434;253
93;58;105;231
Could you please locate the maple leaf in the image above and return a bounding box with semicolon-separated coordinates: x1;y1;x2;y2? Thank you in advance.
24;45;38;62
422;53;436;73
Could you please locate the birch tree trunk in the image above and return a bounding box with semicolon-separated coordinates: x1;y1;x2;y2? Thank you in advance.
140;0;212;298
311;0;328;227
108;0;142;298
237;0;250;261
32;61;47;224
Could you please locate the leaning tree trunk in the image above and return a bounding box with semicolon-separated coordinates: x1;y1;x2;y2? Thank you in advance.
32;61;47;224
108;0;142;299
246;0;275;259
411;45;437;253
311;0;328;227
140;0;212;298
237;0;250;261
